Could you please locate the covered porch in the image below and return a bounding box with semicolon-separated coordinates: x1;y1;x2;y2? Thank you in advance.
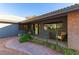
21;13;68;48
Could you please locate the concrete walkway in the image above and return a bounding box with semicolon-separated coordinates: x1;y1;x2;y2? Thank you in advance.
5;37;62;55
0;37;27;55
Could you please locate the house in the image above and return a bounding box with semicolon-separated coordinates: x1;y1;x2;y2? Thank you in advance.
19;4;79;51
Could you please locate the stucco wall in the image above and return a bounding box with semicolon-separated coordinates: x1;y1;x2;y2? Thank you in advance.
0;24;25;38
68;10;79;50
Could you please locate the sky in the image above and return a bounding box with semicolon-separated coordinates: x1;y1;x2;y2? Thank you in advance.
0;3;74;28
0;3;74;17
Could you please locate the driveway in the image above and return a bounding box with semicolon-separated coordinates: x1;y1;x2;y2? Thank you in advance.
5;37;62;55
0;37;27;55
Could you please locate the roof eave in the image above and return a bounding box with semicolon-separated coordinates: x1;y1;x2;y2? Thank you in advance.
22;4;79;23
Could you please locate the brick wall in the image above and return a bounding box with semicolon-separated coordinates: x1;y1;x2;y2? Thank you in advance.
68;10;79;50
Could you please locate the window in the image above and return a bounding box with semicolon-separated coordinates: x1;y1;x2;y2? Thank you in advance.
44;23;66;40
44;23;63;31
34;24;39;35
19;23;28;30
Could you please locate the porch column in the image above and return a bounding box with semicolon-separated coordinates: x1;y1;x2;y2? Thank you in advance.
68;10;79;50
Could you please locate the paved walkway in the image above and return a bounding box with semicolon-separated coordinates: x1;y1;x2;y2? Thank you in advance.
5;37;62;55
0;37;27;55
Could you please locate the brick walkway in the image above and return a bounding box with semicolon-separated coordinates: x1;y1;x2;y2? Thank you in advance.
0;37;27;55
5;37;62;55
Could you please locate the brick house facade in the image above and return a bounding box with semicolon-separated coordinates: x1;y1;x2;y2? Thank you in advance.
16;4;79;50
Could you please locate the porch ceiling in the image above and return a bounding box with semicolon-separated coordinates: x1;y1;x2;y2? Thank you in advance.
0;15;26;24
25;13;67;23
0;19;22;24
0;20;17;24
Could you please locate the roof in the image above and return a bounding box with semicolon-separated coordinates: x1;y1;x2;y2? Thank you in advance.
21;16;37;23
22;4;79;23
0;14;25;24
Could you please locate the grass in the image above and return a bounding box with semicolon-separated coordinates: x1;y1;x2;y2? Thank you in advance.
31;39;79;55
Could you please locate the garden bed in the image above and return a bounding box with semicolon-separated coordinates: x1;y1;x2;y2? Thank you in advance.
18;34;79;55
31;39;79;55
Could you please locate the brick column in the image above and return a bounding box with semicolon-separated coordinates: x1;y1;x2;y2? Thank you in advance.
68;10;79;50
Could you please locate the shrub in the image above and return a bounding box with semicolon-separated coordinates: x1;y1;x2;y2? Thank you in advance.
55;44;63;52
62;48;77;55
19;34;32;43
31;39;45;45
48;43;56;50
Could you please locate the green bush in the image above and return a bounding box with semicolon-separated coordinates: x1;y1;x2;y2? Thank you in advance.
55;44;62;52
48;44;56;50
62;48;77;55
19;34;32;43
31;39;45;45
